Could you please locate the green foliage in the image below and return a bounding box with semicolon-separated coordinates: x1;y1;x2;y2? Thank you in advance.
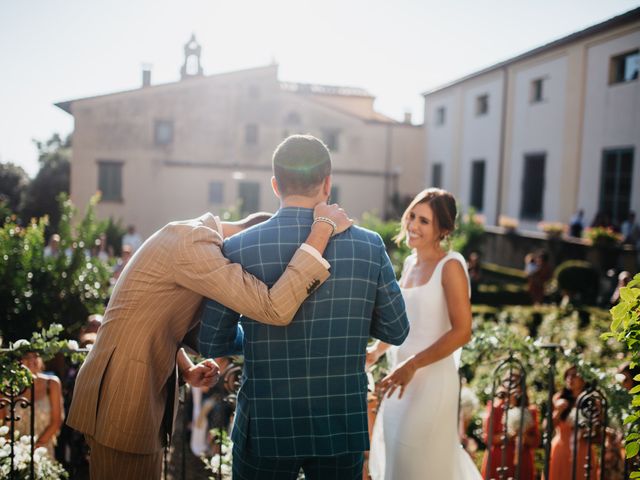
554;260;600;304
607;273;640;467
451;209;485;256
584;226;622;247
461;307;630;426
0;162;30;213
104;217;126;257
359;212;409;276
21;134;71;231
0;193;110;342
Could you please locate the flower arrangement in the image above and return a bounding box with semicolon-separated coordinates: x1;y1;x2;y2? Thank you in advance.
0;428;68;479
204;430;232;480
498;215;519;232
538;222;566;238
583;227;622;247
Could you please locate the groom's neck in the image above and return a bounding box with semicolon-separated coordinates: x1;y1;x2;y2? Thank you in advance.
280;195;322;209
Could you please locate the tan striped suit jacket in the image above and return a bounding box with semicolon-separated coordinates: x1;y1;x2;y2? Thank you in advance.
67;213;328;454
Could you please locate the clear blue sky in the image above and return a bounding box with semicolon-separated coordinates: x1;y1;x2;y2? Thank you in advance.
1;0;638;177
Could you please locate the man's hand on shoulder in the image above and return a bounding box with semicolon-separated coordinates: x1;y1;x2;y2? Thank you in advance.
183;358;220;388
314;202;353;235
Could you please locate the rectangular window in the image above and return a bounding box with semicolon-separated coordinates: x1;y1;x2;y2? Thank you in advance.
208;181;224;204
520;153;546;220
322;129;340;152
476;94;489;116
610;50;639;84
432;163;443;188
97;161;123;202
238;181;260;216
530;78;545;103
599;148;634;224
330;185;340;204
469;160;486;211
435;107;446;126
154;120;173;146
245;124;258;146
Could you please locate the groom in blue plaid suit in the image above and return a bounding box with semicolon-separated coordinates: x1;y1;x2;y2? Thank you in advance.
199;135;409;479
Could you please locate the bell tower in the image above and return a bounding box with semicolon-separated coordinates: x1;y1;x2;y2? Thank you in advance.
180;34;204;79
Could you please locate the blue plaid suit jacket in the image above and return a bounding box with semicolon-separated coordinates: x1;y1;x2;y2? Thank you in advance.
199;207;409;457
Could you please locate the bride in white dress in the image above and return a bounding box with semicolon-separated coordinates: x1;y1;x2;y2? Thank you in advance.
368;188;481;480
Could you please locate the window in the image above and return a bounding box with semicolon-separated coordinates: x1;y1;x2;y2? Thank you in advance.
154;120;173;146
530;78;545;103
610;50;639;84
208;181;224;204
322;129;340;152
97;161;123;202
238;181;260;216
476;94;489;116
432;163;443;188
435;107;446;126
520;153;546;220
599;148;634;224
330;185;340;204
284;111;301;125
245;124;258;146
469;160;486;211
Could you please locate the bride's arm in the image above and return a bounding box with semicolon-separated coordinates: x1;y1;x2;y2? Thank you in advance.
380;260;472;399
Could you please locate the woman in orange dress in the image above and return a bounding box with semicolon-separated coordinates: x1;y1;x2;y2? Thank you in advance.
481;375;540;480
545;366;598;480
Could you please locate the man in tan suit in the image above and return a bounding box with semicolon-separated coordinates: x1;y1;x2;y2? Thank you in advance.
67;203;350;479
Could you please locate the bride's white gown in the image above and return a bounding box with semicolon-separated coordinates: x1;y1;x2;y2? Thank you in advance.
369;251;481;480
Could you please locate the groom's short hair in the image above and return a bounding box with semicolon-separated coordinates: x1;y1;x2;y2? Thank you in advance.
272;135;332;197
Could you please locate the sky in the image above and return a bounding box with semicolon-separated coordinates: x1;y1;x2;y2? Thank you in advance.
1;0;638;177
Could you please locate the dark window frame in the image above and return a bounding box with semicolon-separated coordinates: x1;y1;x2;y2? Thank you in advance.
97;160;124;203
476;94;489;116
432;163;443;188
208;181;224;204
469;159;486;212
609;49;639;85
530;78;545;103
519;152;546;220
599;147;635;225
435;106;446;126
154;119;174;146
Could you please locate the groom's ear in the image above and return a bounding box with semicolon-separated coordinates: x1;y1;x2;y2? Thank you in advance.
323;176;332;199
271;176;282;199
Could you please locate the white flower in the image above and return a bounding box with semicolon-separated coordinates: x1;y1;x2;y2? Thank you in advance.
66;340;79;351
12;339;30;349
459;386;479;420
0;425;8;436
503;406;533;437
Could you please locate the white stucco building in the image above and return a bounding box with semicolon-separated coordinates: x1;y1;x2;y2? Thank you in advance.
423;8;640;231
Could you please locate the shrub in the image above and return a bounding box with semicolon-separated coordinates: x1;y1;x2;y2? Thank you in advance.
554;260;599;304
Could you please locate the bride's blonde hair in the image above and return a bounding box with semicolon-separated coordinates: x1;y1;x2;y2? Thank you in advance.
394;188;457;246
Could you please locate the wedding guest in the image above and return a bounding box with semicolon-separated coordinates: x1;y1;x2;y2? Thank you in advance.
2;352;64;457
44;234;61;258
527;251;552;305
481;373;540;480
569;209;585;238
621;212;640;246
112;245;132;282
545;366;597;480
121;224;143;252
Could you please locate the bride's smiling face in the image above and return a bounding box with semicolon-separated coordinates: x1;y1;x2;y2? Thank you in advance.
406;202;441;249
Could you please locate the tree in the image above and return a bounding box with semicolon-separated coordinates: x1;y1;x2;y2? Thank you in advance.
0;193;111;341
21;133;71;230
0;161;30;213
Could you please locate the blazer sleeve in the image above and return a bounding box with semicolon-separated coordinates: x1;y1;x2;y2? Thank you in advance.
370;237;410;345
174;225;330;326
198;301;244;358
